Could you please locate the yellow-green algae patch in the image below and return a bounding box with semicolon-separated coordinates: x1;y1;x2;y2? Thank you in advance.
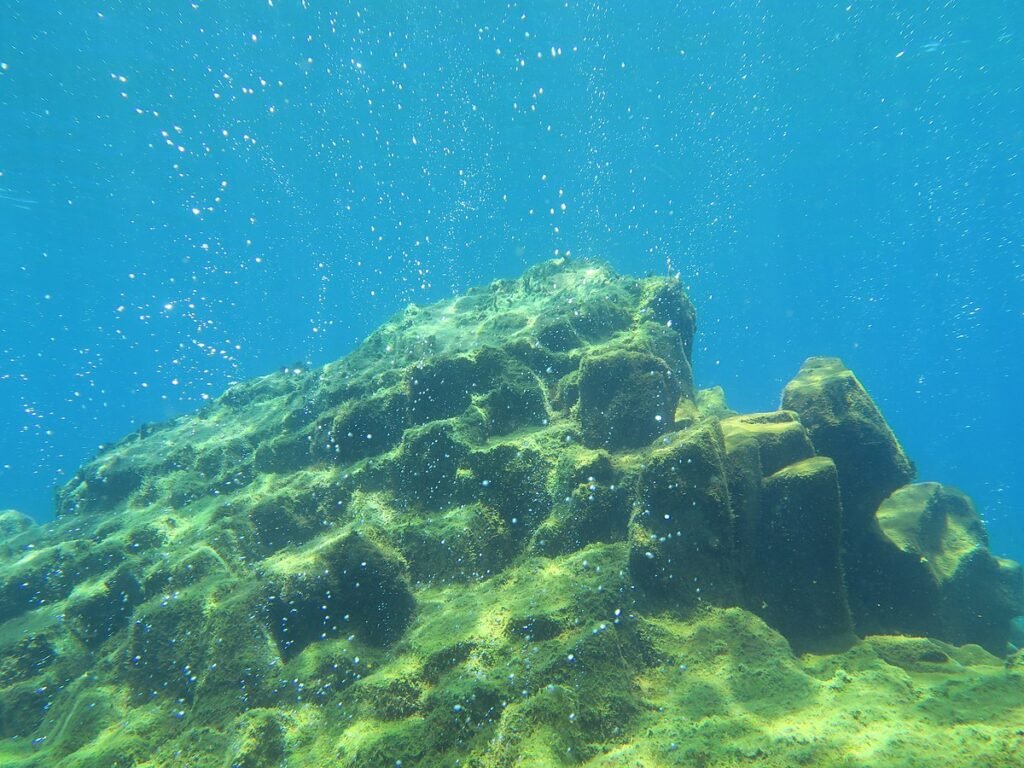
1;259;1021;767
618;610;1023;768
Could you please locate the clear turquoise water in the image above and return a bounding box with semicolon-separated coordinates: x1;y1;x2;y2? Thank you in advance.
1;2;1021;563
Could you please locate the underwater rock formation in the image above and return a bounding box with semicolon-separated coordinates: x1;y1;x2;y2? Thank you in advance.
781;357;917;636
874;482;1024;653
0;258;1022;767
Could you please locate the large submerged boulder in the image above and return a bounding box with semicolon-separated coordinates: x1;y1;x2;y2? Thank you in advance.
874;483;1024;654
0;258;1020;768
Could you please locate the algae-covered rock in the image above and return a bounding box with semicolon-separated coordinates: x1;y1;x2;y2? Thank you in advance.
781;356;919;634
638;277;697;358
534;480;630;556
263;530;415;656
751;457;855;652
720;411;814;560
694;385;735;420
0;510;40;566
1;259;1021;768
875;482;1024;653
392;420;472;510
721;410;815;477
530;448;628;556
0;509;35;539
718;411;855;651
578;349;679;450
227;709;292;768
781;356;915;527
629;422;737;605
57;453;147;517
64;565;144;649
0;538;125;624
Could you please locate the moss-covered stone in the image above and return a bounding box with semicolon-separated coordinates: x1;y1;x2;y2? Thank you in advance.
263;530;415;657
637;277;697;360
782;357;914;526
144;543;231;593
695;385;734;420
0;634;56;687
227;709;291;768
876;483;1024;653
475;361;548;436
629;422;736;605
781;356;918;634
1009;617;1024;650
391;421;472;510
0;539;125;624
716;409;819;593
64;566;144;649
407;353;484;424
0;680;52;738
123;588;213;704
721;410;815;477
578;350;679;450
41;684;124;760
314;387;409;463
0;509;35;540
533;482;630;556
354;673;424;720
253;432;311;474
721;418;766;589
392;501;514;584
858;633;1006;674
56;453;145;516
750;457;856;652
467;443;551;531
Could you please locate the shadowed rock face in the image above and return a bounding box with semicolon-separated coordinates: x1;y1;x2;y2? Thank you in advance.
262;531;415;658
578;350;679;450
0;259;1020;767
750;456;855;653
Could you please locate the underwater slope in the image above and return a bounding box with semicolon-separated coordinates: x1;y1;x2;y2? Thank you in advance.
0;257;1021;767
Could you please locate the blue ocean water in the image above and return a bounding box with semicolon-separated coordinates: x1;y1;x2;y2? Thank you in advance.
1;2;1021;564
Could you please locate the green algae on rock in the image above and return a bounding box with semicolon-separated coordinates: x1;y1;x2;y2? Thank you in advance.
750;456;855;653
1;258;1022;768
781;356;918;636
874;482;1024;654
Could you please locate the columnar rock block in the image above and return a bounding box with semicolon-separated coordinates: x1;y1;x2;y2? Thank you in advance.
751;457;855;652
721;411;815;477
781;357;914;527
781;356;917;633
628;422;737;605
